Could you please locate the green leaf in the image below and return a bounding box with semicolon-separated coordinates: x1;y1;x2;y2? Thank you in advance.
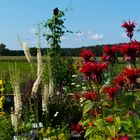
84;126;94;138
131;115;140;129
121;120;132;127
102;101;110;107
94;119;104;128
107;125;115;138
83;100;94;115
90;135;104;140
114;116;120;128
79;118;91;126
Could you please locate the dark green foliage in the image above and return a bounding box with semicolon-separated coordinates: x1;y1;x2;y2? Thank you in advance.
50;56;75;91
0;43;124;57
48;93;82;127
0;116;14;139
0;43;10;56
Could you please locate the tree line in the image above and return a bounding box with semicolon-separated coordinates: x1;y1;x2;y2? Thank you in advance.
0;43;123;57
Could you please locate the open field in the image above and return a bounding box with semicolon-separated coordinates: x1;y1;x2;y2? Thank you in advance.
0;56;139;80
0;56;40;61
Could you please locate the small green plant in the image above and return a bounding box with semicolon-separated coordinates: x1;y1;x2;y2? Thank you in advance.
0;116;13;140
39;125;70;140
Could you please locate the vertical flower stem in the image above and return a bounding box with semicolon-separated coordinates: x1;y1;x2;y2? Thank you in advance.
96;83;103;117
132;89;135;112
131;86;137;133
112;96;117;117
34;93;39;132
130;35;132;43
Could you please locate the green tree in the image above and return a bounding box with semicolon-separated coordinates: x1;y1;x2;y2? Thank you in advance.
0;43;7;56
43;8;72;89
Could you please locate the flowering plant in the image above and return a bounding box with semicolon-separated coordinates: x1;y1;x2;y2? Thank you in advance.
0;80;5;114
122;20;136;41
78;46;140;139
120;41;140;67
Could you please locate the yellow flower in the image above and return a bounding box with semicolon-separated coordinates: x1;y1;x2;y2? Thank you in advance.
0;80;2;86
0;111;5;116
50;136;57;140
46;127;51;135
58;133;66;140
0;95;5;109
0;87;5;92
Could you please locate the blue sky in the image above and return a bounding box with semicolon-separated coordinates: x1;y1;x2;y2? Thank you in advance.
0;0;140;50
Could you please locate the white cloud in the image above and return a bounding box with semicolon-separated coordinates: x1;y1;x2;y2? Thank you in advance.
121;33;127;38
89;33;104;40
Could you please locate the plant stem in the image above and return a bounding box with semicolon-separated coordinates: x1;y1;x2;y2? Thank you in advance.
34;93;39;132
96;83;103;117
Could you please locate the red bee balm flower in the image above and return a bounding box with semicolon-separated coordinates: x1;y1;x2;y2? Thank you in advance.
113;74;127;88
120;42;139;65
104;86;118;99
131;40;140;54
80;61;107;83
122;20;136;33
122;20;136;39
115;136;129;140
80;62;94;78
84;91;96;100
123;67;140;86
103;45;118;55
70;122;83;133
80;49;94;61
102;45;118;63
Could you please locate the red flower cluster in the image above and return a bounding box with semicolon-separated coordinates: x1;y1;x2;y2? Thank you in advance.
80;61;108;83
122;20;136;33
120;41;139;64
83;91;96;100
131;40;140;54
123;67;140;86
119;136;129;140
80;62;94;77
113;67;140;88
113;74;127;88
101;45;118;64
80;49;108;84
122;20;136;39
104;86;118;99
70;122;83;133
80;49;94;61
103;45;118;54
